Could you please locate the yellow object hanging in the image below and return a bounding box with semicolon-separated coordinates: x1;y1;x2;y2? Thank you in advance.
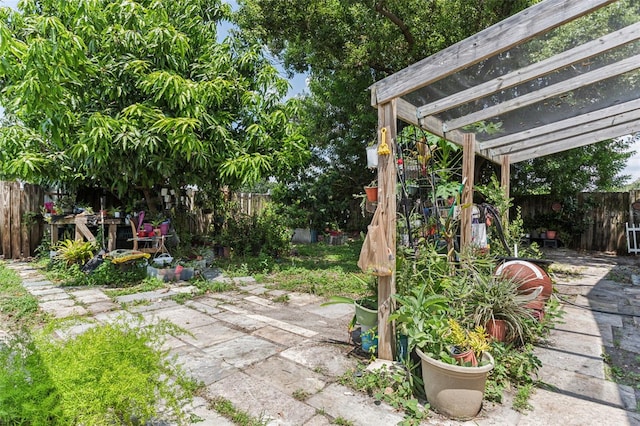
377;127;391;156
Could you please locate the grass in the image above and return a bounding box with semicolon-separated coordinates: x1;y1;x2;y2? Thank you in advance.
0;262;44;329
209;396;268;426
216;240;372;299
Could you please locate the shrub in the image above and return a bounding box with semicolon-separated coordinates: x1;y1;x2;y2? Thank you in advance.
53;239;97;266
0;318;198;425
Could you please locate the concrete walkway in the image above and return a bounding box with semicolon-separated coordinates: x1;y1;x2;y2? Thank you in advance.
4;249;640;425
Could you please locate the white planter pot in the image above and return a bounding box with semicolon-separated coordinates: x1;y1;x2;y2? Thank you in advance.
366;146;378;168
416;348;494;419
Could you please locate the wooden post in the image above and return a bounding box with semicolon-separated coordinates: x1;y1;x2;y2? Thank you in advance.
377;101;397;361
501;155;511;221
460;133;475;248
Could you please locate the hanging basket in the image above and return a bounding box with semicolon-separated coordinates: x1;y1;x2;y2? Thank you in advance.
364;186;378;202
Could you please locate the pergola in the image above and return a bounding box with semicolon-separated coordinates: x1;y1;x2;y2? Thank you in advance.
368;0;640;360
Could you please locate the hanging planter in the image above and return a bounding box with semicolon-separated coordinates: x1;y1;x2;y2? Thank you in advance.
366;145;378;168
364;185;378;202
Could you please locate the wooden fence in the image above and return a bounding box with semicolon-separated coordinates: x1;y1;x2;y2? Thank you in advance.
515;190;640;254
4;182;640;256
0;181;44;259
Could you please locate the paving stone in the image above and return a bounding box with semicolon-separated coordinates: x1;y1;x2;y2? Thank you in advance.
29;287;67;296
302;414;332;426
206;371;317;425
93;310;137;325
529;344;605;380
537;364;636;410
592;311;624;327
174;348;238;386
44;304;89;318
244;355;327;397
37;291;72;302
232;276;257;285
203;334;280;369
252;325;308;347
148;305;217;330
219;303;249;314
22;280;55;289
184;299;223;315
70;288;112;304
245;295;275;308
177;322;245;349
306;383;404;426
266;289;289;298
183;396;235;425
214;311;264;331
53;319;99;340
247;314;318;338
307;303;354;320
518;386;640;426
124;299;180;312
115;290;175;304
85;300;119;314
243;285;269;295
279;341;356;378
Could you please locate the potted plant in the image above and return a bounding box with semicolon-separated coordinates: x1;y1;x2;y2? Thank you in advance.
391;261;494;420
466;269;542;343
445;319;490;367
364;179;378;203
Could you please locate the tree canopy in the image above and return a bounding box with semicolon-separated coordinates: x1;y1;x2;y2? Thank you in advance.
0;0;308;201
237;0;635;228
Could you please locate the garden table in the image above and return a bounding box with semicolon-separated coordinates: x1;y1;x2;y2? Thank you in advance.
50;214;122;251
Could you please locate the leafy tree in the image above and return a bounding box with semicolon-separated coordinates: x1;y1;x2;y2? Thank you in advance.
235;0;538;229
0;0;308;207
237;0;636;227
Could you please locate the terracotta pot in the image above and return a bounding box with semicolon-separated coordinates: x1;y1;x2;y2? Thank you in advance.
495;260;553;301
364;186;378;202
546;230;557;239
416;348;494;420
486;319;507;342
451;348;478;367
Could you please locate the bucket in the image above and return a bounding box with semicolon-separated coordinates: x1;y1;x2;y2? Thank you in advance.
160;221;170;235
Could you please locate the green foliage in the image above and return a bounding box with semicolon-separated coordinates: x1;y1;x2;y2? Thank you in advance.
209;396;268;426
484;342;542;408
86;260;148;287
0;0;308;196
218;202;291;258
236;0;536;231
53;239;97;266
0;319;198;425
0;264;41;328
339;363;426;424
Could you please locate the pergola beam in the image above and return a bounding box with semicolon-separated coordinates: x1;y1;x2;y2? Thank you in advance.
416;21;640;119
478;98;640;150
397;98;467;146
483;107;640;158
444;53;640;132
507;119;640;163
371;0;617;106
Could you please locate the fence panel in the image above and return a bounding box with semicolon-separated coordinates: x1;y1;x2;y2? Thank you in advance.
0;181;44;259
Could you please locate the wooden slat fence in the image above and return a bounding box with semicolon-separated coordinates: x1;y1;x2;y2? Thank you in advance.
4;183;640;255
515;191;640;254
0;181;44;259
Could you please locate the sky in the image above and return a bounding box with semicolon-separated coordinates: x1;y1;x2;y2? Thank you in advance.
1;0;638;181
